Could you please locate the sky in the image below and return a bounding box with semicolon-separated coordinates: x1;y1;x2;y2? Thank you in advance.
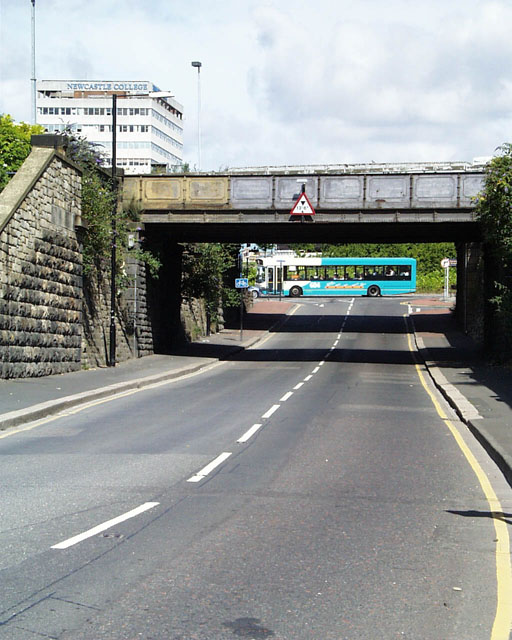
1;0;511;171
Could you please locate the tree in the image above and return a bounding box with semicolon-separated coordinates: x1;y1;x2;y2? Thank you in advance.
476;143;512;261
181;243;239;325
475;143;512;354
0;114;44;192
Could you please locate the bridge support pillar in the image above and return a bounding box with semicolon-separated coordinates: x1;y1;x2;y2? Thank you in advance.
455;241;485;342
144;230;184;353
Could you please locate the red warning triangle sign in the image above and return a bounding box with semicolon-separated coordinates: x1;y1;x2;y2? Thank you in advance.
290;191;316;215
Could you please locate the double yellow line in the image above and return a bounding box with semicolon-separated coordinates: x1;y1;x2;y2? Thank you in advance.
406;322;512;639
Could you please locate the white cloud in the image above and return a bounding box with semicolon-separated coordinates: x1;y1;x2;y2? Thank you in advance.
1;0;512;169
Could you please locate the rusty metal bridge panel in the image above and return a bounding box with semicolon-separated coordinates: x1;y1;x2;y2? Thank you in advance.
123;170;484;215
122;167;485;243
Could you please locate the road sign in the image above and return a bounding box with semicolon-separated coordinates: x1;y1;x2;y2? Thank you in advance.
290;191;316;215
449;258;457;267
441;258;450;268
235;278;249;288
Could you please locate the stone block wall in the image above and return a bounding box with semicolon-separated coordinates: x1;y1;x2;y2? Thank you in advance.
81;255;153;368
120;256;154;357
0;145;155;378
0;148;83;378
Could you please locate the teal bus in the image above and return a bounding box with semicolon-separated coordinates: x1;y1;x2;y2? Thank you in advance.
252;256;416;298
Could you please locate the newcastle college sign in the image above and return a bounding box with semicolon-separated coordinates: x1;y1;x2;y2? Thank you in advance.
66;81;153;92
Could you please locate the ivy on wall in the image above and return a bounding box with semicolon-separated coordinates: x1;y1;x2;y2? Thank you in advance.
63;132;161;285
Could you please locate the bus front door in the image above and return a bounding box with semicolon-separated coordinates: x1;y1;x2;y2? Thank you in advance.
277;267;283;297
266;266;282;295
267;267;275;295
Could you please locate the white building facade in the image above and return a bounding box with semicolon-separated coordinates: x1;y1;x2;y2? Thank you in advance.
36;80;184;174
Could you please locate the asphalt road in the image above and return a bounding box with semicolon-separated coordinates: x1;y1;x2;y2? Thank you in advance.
1;297;511;640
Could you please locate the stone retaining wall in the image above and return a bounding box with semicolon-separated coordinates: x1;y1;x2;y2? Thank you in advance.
0;145;154;378
81;256;153;368
0;148;83;378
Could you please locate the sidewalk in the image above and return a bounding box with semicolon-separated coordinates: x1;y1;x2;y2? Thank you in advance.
411;296;512;486
0;299;294;430
1;297;512;488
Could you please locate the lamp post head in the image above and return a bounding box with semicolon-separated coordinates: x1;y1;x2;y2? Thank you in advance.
191;61;202;70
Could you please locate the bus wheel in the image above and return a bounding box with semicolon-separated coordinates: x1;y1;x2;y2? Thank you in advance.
367;285;381;297
289;286;302;297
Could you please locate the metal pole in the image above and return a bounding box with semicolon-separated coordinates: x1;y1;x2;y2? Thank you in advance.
197;66;201;171
109;94;118;367
464;244;468;333
31;0;36;124
133;259;138;357
239;249;244;341
239;291;244;342
191;61;202;170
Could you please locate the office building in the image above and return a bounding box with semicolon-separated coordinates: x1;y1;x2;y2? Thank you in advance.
36;80;184;174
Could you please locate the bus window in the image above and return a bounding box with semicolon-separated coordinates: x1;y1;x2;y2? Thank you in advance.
385;266;398;278
354;267;364;280
364;265;385;280
296;265;307;280
345;265;356;280
285;266;300;280
398;267;411;280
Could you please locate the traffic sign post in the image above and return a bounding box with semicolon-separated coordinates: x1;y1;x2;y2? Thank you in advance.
441;258;456;299
235;277;249;342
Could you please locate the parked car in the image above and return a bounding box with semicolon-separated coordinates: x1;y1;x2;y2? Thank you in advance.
247;286;261;300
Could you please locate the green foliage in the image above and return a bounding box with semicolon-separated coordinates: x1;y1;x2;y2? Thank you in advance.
63;130;161;282
0;114;44;192
476;143;512;353
181;243;239;322
80;167;116;274
169;162;191;173
476;143;512;262
132;248;162;279
247;263;258;286
416;272;453;293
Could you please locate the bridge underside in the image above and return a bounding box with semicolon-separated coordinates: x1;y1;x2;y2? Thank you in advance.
141;215;481;244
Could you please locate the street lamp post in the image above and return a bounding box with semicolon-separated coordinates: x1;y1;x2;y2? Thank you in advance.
107;89;174;366
109;93;118;366
31;0;36;124
191;61;202;170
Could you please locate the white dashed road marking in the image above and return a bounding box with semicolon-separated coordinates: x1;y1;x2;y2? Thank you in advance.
52;502;160;549
187;452;232;483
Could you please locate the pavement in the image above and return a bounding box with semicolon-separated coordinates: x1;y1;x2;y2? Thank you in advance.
411;296;512;486
1;296;512;487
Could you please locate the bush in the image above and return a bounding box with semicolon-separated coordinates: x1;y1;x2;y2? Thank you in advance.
0;114;44;192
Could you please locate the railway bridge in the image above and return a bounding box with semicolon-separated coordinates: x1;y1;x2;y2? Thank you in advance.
122;161;488;345
122;162;485;244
